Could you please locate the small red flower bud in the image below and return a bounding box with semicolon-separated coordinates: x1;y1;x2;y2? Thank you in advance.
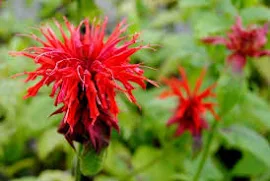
202;16;270;72
161;67;219;137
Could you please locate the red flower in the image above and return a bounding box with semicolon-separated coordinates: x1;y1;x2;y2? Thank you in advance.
202;16;270;71
160;67;219;137
12;17;155;152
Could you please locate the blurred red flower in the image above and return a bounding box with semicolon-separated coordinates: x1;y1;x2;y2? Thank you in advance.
202;16;270;71
12;17;155;152
160;67;219;137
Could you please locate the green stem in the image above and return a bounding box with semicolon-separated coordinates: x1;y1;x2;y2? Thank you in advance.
193;121;219;181
75;144;83;181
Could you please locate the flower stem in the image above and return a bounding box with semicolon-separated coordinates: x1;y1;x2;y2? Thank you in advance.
75;144;83;181
193;121;219;181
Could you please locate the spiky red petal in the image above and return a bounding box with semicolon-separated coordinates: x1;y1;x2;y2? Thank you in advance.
12;17;154;151
202;16;270;71
161;67;218;137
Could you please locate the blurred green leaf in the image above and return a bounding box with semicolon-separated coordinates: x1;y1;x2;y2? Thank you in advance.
216;0;238;16
241;92;270;130
240;6;270;22
232;152;268;176
194;12;232;38
80;146;105;176
179;0;211;8
37;128;64;160
104;141;131;177
254;57;270;84
151;10;180;28
216;73;245;115
18;96;60;134
77;0;101;19
39;0;62;18
38;170;74;181
219;125;270;167
4;158;35;177
12;177;36;181
131;146;174;181
184;157;223;181
94;175;118;181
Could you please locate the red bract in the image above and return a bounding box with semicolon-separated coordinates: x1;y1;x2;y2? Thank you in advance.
160;67;219;137
202;16;270;71
12;17;155;152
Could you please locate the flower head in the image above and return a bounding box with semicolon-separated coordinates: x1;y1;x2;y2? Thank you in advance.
202;16;270;71
160;67;219;137
12;17;155;152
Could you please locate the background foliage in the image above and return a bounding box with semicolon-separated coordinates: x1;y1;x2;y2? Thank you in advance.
0;0;270;180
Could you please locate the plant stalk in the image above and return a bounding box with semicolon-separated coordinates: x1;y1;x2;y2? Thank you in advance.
193;121;219;181
75;144;83;181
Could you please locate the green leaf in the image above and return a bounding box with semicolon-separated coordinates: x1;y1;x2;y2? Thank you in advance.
4;158;35;177
151;10;180;28
131;146;175;181
194;12;232;38
94;175;118;181
232;152;268;176
18;96;60;134
184;157;223;181
38;170;74;181
216;0;238;16
0;123;15;145
78;0;101;19
241;92;270;130
11;177;36;181
179;0;211;8
240;6;270;22
254;57;270;84
216;73;245;115
104;141;131;177
200;159;223;180
118;109;140;140
80;146;105;176
219;125;270;167
37;128;64;160
221;92;270;130
0;79;23;120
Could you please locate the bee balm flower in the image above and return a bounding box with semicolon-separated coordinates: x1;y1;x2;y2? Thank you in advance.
160;67;219;137
12;17;155;152
202;16;270;72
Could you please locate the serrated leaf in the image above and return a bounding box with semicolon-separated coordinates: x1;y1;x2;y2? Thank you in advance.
80;146;105;176
37;128;64;160
219;125;270;167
